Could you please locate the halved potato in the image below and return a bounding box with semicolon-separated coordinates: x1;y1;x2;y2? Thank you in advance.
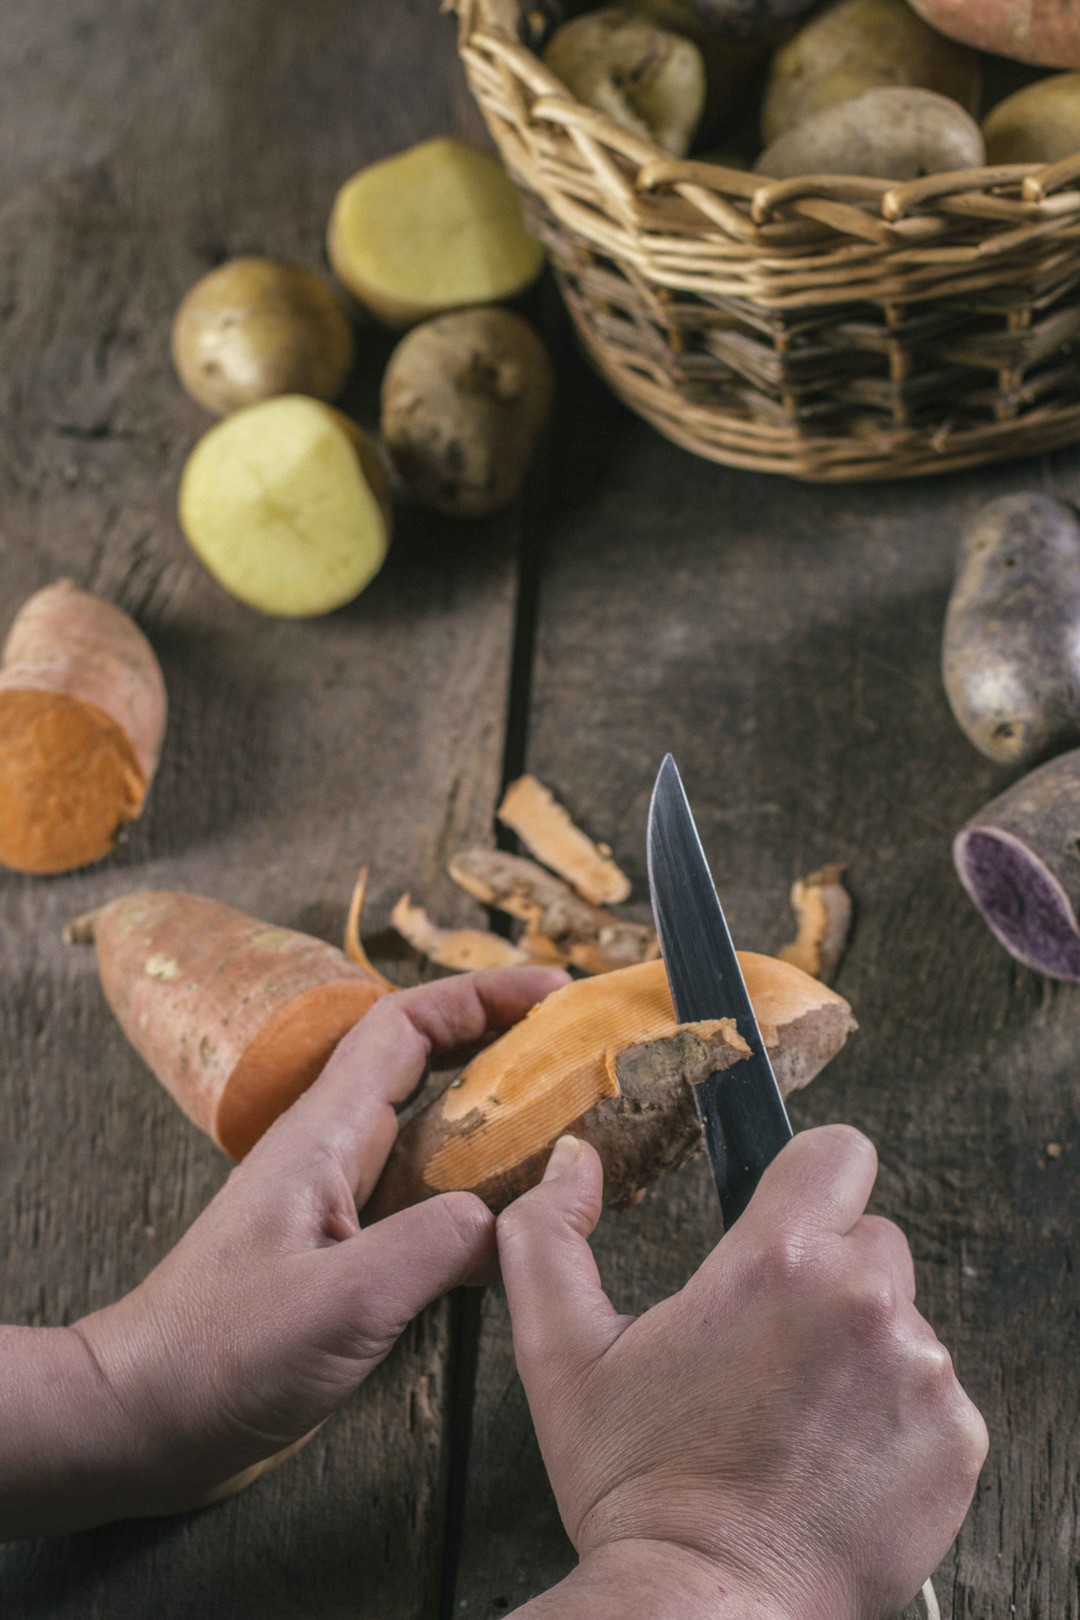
327;138;545;328
178;396;390;617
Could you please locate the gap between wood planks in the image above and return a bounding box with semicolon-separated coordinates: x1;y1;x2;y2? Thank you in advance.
437;276;565;1620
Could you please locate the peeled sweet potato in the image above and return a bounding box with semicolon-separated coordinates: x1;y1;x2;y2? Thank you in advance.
68;891;387;1158
761;0;982;144
942;494;1080;768
907;0;1080;70
954;750;1080;981
983;72;1080;164
367;954;855;1216
0;582;167;874
756;86;985;179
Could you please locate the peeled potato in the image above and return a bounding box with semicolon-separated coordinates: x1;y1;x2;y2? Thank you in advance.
327;139;545;328
178;397;390;617
544;9;707;156
171;258;355;416
983;72;1080;164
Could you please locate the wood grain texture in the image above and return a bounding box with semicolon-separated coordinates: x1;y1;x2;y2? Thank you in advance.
0;3;512;1616
454;355;1080;1617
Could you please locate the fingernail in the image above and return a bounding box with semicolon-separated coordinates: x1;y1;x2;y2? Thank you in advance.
543;1135;581;1181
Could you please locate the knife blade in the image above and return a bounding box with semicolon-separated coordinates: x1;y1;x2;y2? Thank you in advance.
646;753;792;1227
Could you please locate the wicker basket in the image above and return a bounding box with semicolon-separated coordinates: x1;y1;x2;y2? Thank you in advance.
454;0;1080;480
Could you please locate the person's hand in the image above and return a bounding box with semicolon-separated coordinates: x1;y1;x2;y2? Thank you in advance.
48;968;565;1530
499;1126;988;1620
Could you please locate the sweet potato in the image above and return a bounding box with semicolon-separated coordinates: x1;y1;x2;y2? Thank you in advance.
178;396;391;617
381;310;553;518
907;0;1080;70
0;582;167;874
171;258;354;417
368;953;854;1216
761;0;982;145
756;86;985;179
67;891;387;1157
327;139;545;328
543;8;707;156
954;749;1080;981
983;72;1080;164
942;494;1080;768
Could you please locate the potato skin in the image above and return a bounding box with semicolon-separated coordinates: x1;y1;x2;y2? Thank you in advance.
907;0;1080;70
172;258;354;416
381;309;554;519
943;494;1080;768
761;0;982;144
544;8;707;156
755;86;985;178
983;72;1080;164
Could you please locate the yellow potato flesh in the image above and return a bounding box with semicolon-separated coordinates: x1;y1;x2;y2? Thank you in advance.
178;397;388;618
327;138;545;327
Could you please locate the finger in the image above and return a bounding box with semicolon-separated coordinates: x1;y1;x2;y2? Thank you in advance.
277;968;569;1203
739;1125;879;1242
497;1137;627;1395
848;1214;917;1303
329;1192;497;1365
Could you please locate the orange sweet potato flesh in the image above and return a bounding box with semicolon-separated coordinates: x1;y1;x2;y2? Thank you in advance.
76;891;386;1155
0;581;167;874
368;953;855;1217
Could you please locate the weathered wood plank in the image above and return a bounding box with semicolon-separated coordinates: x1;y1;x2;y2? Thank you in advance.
0;3;512;1616
454;359;1080;1617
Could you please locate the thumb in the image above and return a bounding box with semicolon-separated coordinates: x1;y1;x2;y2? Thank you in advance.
497;1137;627;1398
331;1193;496;1365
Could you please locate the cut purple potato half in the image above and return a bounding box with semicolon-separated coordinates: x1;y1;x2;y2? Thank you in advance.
954;749;1080;981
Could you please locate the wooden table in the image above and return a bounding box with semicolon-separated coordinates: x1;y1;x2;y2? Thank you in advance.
1;3;1077;1615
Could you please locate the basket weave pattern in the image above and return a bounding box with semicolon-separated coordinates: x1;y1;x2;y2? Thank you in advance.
455;0;1080;480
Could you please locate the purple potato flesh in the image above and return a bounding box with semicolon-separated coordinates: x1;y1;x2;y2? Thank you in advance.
954;748;1080;981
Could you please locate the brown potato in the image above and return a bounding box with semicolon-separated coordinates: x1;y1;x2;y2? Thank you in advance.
544;8;706;156
381;309;553;519
907;0;1080;71
621;0;779;130
761;0;982;144
983;71;1080;163
755;86;985;179
171;258;354;417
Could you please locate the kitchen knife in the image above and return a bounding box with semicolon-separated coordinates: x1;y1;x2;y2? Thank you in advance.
646;753;792;1227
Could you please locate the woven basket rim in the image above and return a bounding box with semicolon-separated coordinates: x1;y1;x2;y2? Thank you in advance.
454;0;1080;232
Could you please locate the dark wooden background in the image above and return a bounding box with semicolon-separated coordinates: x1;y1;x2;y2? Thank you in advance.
0;2;1077;1616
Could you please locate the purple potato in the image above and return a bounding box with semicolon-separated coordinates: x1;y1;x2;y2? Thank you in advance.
954;748;1080;981
943;493;1080;768
685;0;817;38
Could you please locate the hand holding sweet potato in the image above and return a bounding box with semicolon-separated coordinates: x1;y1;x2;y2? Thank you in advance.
0;971;563;1539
